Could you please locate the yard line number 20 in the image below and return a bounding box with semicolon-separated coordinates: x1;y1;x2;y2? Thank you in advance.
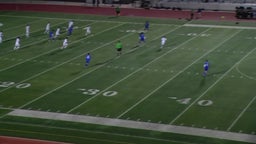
0;81;31;89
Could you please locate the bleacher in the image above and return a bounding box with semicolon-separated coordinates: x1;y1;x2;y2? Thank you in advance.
151;0;256;11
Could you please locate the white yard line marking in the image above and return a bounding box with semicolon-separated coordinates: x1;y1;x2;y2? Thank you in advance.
1;20;66;44
19;31;133;109
227;96;256;131
117;29;241;119
0;23;124;94
6;109;256;144
67;26;193;113
170;46;256;125
1;18;44;31
235;63;256;81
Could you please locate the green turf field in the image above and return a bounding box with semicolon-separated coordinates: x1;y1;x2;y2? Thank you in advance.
0;11;256;144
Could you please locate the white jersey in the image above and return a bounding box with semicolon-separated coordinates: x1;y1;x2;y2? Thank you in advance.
26;25;30;37
161;37;167;45
85;26;91;35
45;23;50;33
14;37;20;50
55;28;60;37
68;21;73;29
160;37;167;48
0;32;2;43
15;38;20;45
62;38;68;49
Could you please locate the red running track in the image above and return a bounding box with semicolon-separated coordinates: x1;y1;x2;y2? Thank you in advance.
0;3;245;21
0;136;70;144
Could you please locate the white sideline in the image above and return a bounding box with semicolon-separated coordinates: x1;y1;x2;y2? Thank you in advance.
8;109;256;144
184;24;256;30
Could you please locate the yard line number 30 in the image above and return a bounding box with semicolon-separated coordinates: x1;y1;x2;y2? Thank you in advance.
78;88;118;97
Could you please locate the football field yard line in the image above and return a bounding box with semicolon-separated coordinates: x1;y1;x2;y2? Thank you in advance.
170;45;256;125
0;20;97;58
0;23;124;94
117;29;241;119
66;25;194;113
18;31;134;109
235;65;256;80
0;20;66;45
7;109;256;143
0;18;44;31
227;95;256;131
0;20;67;59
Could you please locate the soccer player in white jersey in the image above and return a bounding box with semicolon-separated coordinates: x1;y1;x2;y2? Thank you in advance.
55;27;60;38
25;24;30;38
61;37;68;49
44;22;50;34
0;31;3;43
14;37;20;50
68;20;73;30
84;25;91;36
160;36;167;49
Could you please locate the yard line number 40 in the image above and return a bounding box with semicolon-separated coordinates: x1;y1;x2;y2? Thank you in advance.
169;97;213;106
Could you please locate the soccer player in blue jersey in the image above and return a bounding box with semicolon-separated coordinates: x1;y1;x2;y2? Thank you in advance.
49;30;54;40
203;60;209;77
85;53;91;66
67;25;73;36
144;21;149;31
139;32;145;43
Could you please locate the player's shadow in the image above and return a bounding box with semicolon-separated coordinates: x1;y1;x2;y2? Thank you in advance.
208;70;227;76
200;77;205;87
70;70;82;76
93;58;115;66
156;49;162;52
108;16;118;19
49;49;63;55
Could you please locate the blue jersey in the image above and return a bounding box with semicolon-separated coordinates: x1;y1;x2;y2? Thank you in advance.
204;61;209;71
49;31;54;39
68;25;73;36
145;21;149;30
86;54;91;63
139;33;145;42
